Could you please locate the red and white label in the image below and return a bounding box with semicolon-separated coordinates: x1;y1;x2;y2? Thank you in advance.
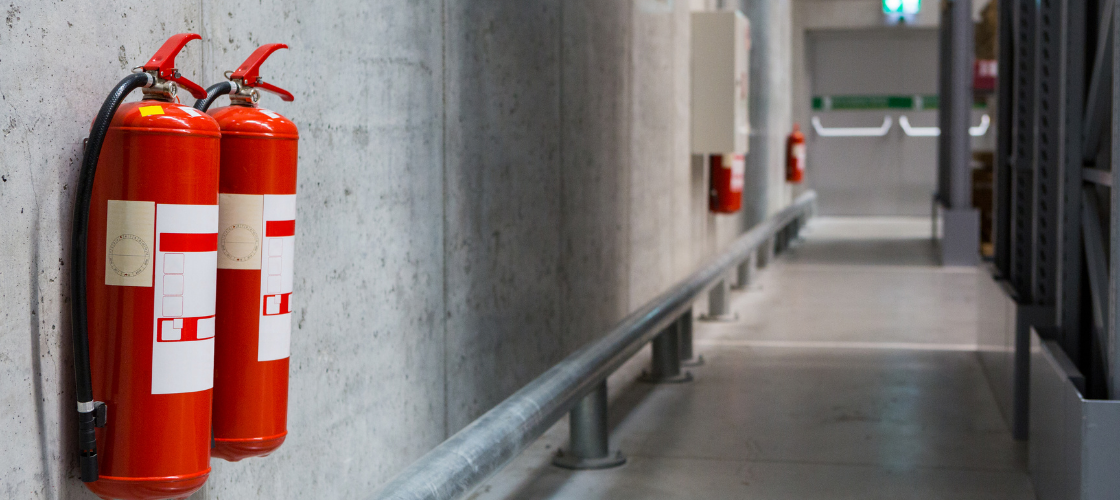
217;194;296;362
793;144;806;168
729;154;745;193
151;204;219;395
259;195;296;361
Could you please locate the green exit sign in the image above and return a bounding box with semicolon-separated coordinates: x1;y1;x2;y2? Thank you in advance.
883;0;921;14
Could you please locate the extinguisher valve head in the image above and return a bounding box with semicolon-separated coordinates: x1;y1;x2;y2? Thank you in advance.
228;43;295;103
140;75;180;102
229;86;261;107
140;33;209;100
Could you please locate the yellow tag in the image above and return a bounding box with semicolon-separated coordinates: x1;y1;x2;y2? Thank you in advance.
139;105;165;117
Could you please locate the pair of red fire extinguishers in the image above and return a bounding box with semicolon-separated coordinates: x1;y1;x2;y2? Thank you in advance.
69;33;298;500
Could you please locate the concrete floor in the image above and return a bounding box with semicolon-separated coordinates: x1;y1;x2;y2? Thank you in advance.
469;217;1036;500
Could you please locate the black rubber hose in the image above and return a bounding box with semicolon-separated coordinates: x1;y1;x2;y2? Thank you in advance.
70;71;151;483
194;81;234;111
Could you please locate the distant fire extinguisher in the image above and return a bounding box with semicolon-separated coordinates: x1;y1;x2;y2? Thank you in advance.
70;34;219;500
710;153;745;213
786;123;805;183
194;44;298;461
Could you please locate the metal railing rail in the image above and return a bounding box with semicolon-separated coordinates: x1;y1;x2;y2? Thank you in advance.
898;114;991;137
371;191;818;500
811;116;893;137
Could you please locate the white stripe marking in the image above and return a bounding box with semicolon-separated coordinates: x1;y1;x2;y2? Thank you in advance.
694;339;979;352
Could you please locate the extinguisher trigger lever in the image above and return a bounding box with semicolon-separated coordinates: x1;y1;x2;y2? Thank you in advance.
229;43;294;104
254;80;295;102
140;33;208;100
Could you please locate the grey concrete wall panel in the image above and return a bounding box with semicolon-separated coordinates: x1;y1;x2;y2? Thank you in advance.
809;29;940;97
1029;331;1120;500
670;1;696;275
201;2;450;498
628;1;695;309
805;29;940;216
0;1;795;498
442;1;565;434
558;0;634;355
0;4;203;499
764;0;794;217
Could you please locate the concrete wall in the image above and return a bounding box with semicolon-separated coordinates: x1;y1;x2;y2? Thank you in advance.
0;1;793;499
790;0;992;216
792;0;990;139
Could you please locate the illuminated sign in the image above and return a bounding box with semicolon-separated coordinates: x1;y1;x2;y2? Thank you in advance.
883;0;921;14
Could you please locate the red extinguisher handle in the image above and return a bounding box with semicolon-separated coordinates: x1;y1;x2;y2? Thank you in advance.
141;33;208;99
231;43;295;102
254;81;295;102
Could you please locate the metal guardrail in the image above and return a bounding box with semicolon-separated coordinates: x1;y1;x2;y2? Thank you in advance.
811;116;893;137
370;191;818;500
898;114;991;137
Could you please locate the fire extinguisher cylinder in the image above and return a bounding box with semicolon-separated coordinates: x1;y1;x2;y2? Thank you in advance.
71;70;155;483
72;33;220;499
199;43;299;462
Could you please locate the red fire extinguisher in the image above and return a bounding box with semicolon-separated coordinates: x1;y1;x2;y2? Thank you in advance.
194;44;298;461
70;34;219;500
786;123;805;183
710;153;745;213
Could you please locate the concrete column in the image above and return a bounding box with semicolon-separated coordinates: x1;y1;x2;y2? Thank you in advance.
939;0;980;266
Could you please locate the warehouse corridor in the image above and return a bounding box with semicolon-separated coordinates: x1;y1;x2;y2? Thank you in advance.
471;218;1036;499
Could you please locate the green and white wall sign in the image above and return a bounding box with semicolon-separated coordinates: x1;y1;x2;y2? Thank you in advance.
882;0;921;14
811;94;985;111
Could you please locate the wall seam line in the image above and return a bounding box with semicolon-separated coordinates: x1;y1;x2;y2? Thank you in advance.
441;0;450;441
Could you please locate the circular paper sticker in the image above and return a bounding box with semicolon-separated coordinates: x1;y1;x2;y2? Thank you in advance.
221;223;260;263
108;234;150;278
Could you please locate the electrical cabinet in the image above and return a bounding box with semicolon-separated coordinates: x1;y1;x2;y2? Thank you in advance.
691;11;750;155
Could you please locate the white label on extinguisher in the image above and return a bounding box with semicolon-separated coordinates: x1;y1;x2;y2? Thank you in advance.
151;204;219;395
259;194;296;362
729;154;745;193
104;200;156;287
217;194;264;270
794;144;806;167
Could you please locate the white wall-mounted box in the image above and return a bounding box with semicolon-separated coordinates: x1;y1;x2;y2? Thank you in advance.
691;11;750;155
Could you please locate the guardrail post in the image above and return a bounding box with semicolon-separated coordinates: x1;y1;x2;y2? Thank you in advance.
757;238;774;269
677;307;703;366
731;253;754;290
700;278;737;321
640;322;693;383
552;380;626;470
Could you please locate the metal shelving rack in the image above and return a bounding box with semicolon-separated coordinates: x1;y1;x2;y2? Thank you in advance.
989;0;1120;497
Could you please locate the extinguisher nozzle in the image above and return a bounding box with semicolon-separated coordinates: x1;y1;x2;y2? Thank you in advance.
79;452;99;483
77;408;99;482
